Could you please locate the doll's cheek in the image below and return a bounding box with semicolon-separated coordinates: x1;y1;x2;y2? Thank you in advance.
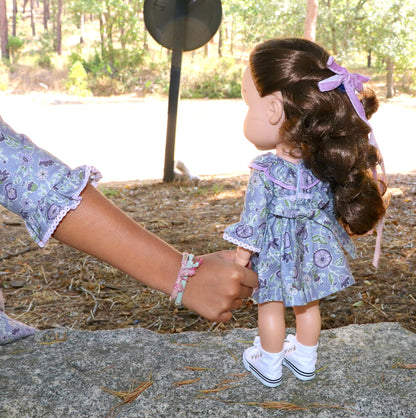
244;117;268;143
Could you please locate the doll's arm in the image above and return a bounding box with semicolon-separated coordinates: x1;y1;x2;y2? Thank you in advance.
234;246;253;267
53;184;258;322
224;168;271;254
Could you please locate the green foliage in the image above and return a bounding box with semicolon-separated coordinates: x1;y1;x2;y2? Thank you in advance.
36;32;55;69
36;54;53;69
66;60;92;96
7;36;24;64
118;53;170;96
181;57;244;99
88;74;124;96
82;52;107;75
67;51;84;68
6;0;416;97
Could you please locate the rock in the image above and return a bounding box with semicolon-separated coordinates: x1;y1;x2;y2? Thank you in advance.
0;322;415;417
9;280;26;288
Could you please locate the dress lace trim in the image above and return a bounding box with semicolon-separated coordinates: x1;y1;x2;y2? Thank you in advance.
37;166;102;247
223;232;260;253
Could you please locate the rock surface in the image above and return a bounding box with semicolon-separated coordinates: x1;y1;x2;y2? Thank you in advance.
0;322;415;417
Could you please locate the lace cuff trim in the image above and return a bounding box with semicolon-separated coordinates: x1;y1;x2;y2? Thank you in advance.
223;232;260;253
37;166;102;247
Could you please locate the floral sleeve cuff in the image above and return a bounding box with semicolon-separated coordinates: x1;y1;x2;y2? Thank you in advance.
25;165;102;247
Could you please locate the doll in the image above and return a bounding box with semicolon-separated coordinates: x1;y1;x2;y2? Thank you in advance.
224;38;386;387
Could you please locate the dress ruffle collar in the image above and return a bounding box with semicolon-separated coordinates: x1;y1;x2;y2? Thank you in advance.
249;153;320;191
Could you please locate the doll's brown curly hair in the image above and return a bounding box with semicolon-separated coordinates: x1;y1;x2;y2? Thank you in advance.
249;38;386;235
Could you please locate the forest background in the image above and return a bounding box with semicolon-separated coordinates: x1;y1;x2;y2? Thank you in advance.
0;0;415;100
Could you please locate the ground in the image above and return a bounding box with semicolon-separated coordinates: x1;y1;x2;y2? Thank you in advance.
1;172;415;335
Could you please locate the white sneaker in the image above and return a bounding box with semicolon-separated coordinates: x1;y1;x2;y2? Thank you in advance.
243;336;283;387
283;334;318;381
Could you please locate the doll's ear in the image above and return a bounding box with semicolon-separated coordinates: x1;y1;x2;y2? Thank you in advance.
267;93;284;125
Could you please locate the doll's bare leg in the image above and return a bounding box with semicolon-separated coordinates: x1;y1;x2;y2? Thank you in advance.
258;301;286;352
292;300;321;346
52;184;258;322
283;300;320;380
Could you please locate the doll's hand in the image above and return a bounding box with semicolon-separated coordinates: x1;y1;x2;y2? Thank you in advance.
181;250;258;323
233;246;252;267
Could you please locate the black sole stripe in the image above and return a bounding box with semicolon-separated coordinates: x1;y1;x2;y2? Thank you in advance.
284;359;315;377
248;363;282;384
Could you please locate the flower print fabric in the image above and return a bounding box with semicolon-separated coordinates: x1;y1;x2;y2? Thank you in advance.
0;311;36;345
223;152;356;306
0;115;102;247
0;289;36;345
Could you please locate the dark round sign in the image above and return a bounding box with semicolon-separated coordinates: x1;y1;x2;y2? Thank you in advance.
143;0;222;52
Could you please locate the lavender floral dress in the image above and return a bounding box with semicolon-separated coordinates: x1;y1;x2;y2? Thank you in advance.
0;116;101;247
0;116;102;344
224;153;356;306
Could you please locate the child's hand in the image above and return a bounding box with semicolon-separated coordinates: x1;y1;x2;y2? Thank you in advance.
182;250;258;323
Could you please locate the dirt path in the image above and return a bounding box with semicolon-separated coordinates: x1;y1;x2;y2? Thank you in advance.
1;92;415;182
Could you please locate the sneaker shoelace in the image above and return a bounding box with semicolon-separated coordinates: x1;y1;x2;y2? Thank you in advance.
284;334;297;355
249;336;262;360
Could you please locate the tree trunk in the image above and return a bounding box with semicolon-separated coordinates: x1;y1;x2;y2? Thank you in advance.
99;16;106;60
12;0;17;36
43;0;49;32
230;19;234;56
30;0;35;36
80;13;84;44
56;0;63;55
331;27;337;55
107;21;114;65
367;49;372;68
218;24;222;57
386;57;394;98
0;0;8;59
143;24;148;51
304;0;319;41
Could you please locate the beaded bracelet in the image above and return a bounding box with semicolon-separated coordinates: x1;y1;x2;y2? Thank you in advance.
170;252;203;306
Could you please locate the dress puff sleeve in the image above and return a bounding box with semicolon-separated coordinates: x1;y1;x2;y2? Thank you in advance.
223;167;271;253
0;116;102;247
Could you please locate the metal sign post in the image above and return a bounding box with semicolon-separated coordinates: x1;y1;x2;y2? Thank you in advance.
143;0;222;181
163;0;186;182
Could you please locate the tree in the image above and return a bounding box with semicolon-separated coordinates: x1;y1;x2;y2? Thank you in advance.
221;0;305;54
43;0;50;32
304;0;319;41
318;0;368;58
12;0;18;37
359;0;416;97
56;0;63;54
0;0;8;60
30;0;36;36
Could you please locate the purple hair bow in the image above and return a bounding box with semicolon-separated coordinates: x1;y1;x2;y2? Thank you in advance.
318;56;386;268
318;56;370;122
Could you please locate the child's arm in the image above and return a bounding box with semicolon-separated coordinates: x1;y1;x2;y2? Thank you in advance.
234;246;253;267
53;184;258;323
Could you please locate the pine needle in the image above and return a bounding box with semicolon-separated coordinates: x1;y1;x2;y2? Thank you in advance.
102;375;153;417
38;331;67;345
172;378;201;387
184;366;214;371
199;384;239;394
244;401;307;411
